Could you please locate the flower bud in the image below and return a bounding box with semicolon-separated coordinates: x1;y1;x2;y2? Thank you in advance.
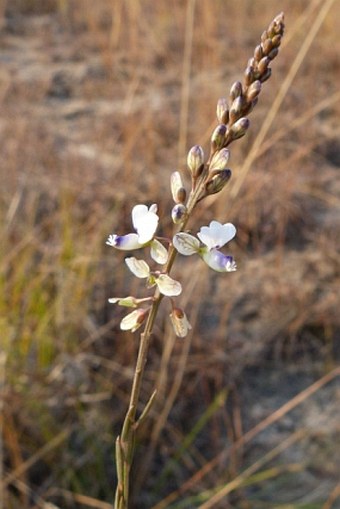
260;68;271;83
120;308;148;332
246;80;261;101
272;34;282;48
229;80;243;101
187;145;205;178
229;117;250;140
229;96;246;123
210;148;230;171
216;98;229;124
171;203;187;224
254;44;263;62
244;66;254;86
211;124;227;151
205;169;232;195
262;38;273;55
170;307;192;338
171;171;186;204
258;56;270;74
268;47;279;60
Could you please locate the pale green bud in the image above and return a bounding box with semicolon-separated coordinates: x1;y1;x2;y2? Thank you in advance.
210;148;230;171
211;124;227;151
187;145;205;178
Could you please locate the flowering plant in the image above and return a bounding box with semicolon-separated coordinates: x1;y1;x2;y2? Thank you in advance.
107;12;285;508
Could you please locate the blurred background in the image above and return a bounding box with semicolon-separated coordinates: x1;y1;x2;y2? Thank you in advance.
0;1;339;508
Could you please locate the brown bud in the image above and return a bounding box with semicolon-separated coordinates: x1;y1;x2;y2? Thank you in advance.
229;117;250;140
260;68;271;83
254;44;263;62
229;80;243;101
258;56;270;74
229;96;246;124
268;47;279;60
246;80;261;101
205;169;232;195
262;38;273;55
272;34;282;47
244;66;254;86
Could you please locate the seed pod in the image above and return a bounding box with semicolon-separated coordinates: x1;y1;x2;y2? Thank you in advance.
211;124;227;151
187;145;204;178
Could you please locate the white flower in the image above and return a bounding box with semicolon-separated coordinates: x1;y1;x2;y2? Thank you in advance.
197;221;236;250
106;204;160;249
170;308;192;338
173;220;237;273
125;257;182;297
132;204;159;244
120;308;148;332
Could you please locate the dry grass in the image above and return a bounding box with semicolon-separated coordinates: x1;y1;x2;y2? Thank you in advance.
0;0;339;508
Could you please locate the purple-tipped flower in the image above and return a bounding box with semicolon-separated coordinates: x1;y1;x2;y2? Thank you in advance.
107;204;159;249
173;220;237;273
106;204;168;264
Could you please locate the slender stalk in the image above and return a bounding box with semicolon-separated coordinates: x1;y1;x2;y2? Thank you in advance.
112;12;285;507
114;170;207;509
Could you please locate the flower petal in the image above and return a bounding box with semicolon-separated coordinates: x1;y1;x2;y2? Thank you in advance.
201;248;237;272
132;204;159;244
150;239;168;264
106;233;141;250
197;221;236;250
173;232;200;256
108;296;138;307
156;274;182;296
125;257;150;278
120;309;147;332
